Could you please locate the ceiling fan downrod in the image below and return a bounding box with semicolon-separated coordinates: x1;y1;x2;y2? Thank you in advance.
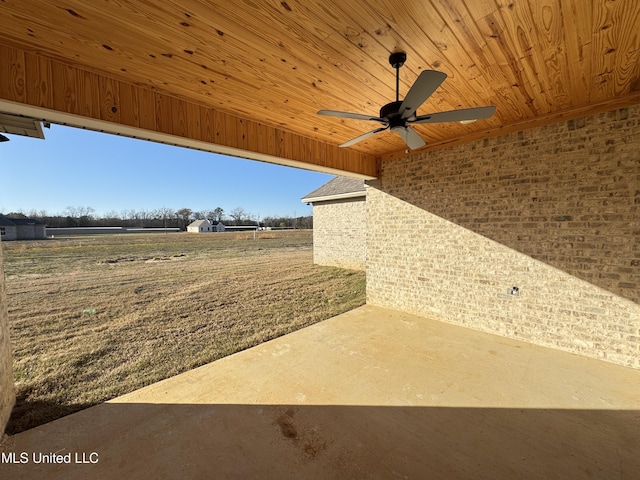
379;52;408;121
389;51;406;103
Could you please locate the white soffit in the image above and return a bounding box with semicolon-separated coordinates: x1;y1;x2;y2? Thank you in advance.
301;191;366;203
0;111;46;139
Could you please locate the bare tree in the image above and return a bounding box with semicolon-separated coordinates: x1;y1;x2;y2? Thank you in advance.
138;209;155;227
229;207;247;225
64;206;95;226
212;207;224;222
64;206;79;219
81;206;95;218
128;209;141;226
120;209;131;223
154;207;174;229
176;208;193;230
102;210;120;226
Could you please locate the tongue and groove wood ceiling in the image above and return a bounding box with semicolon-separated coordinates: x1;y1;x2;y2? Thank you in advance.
0;0;639;177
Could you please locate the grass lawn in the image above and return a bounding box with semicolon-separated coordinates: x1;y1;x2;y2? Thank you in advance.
2;230;365;434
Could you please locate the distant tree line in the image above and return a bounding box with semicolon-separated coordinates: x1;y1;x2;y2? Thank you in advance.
2;206;313;230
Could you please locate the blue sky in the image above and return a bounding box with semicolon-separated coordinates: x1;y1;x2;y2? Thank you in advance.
1;125;333;219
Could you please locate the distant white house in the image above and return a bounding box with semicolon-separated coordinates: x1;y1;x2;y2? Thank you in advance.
0;215;46;241
211;221;226;232
187;219;212;233
186;219;226;233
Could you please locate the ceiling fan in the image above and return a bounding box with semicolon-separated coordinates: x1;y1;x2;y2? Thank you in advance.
318;52;496;150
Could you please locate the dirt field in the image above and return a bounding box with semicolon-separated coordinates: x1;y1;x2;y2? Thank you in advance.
2;231;365;434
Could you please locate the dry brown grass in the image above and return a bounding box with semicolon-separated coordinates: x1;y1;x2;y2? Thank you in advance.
3;231;365;434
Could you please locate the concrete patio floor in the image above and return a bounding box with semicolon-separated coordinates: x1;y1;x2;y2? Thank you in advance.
2;305;640;479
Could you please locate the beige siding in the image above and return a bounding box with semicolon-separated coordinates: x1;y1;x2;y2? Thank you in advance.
16;224;46;240
0;239;15;434
313;197;366;270
0;227;17;241
367;105;640;369
0;225;45;241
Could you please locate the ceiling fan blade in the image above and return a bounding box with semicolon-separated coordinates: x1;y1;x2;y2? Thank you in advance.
399;70;447;120
411;106;496;124
393;126;426;150
318;109;386;123
339;127;388;148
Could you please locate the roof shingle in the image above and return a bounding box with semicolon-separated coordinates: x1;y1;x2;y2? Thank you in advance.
301;176;366;203
0;215;45;226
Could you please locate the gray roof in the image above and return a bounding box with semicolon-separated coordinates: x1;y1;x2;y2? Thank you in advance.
0;214;45;226
187;219;211;227
301;176;366;203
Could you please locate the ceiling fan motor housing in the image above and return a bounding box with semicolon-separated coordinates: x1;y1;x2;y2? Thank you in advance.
380;101;406;127
389;51;407;68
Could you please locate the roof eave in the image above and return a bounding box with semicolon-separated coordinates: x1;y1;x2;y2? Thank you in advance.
301;191;366;204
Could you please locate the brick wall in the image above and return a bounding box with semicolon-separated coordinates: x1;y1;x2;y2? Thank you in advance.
312;197;366;270
0;240;15;434
367;105;640;368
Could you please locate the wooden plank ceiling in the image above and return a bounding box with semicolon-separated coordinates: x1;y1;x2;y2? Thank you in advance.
0;0;639;176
